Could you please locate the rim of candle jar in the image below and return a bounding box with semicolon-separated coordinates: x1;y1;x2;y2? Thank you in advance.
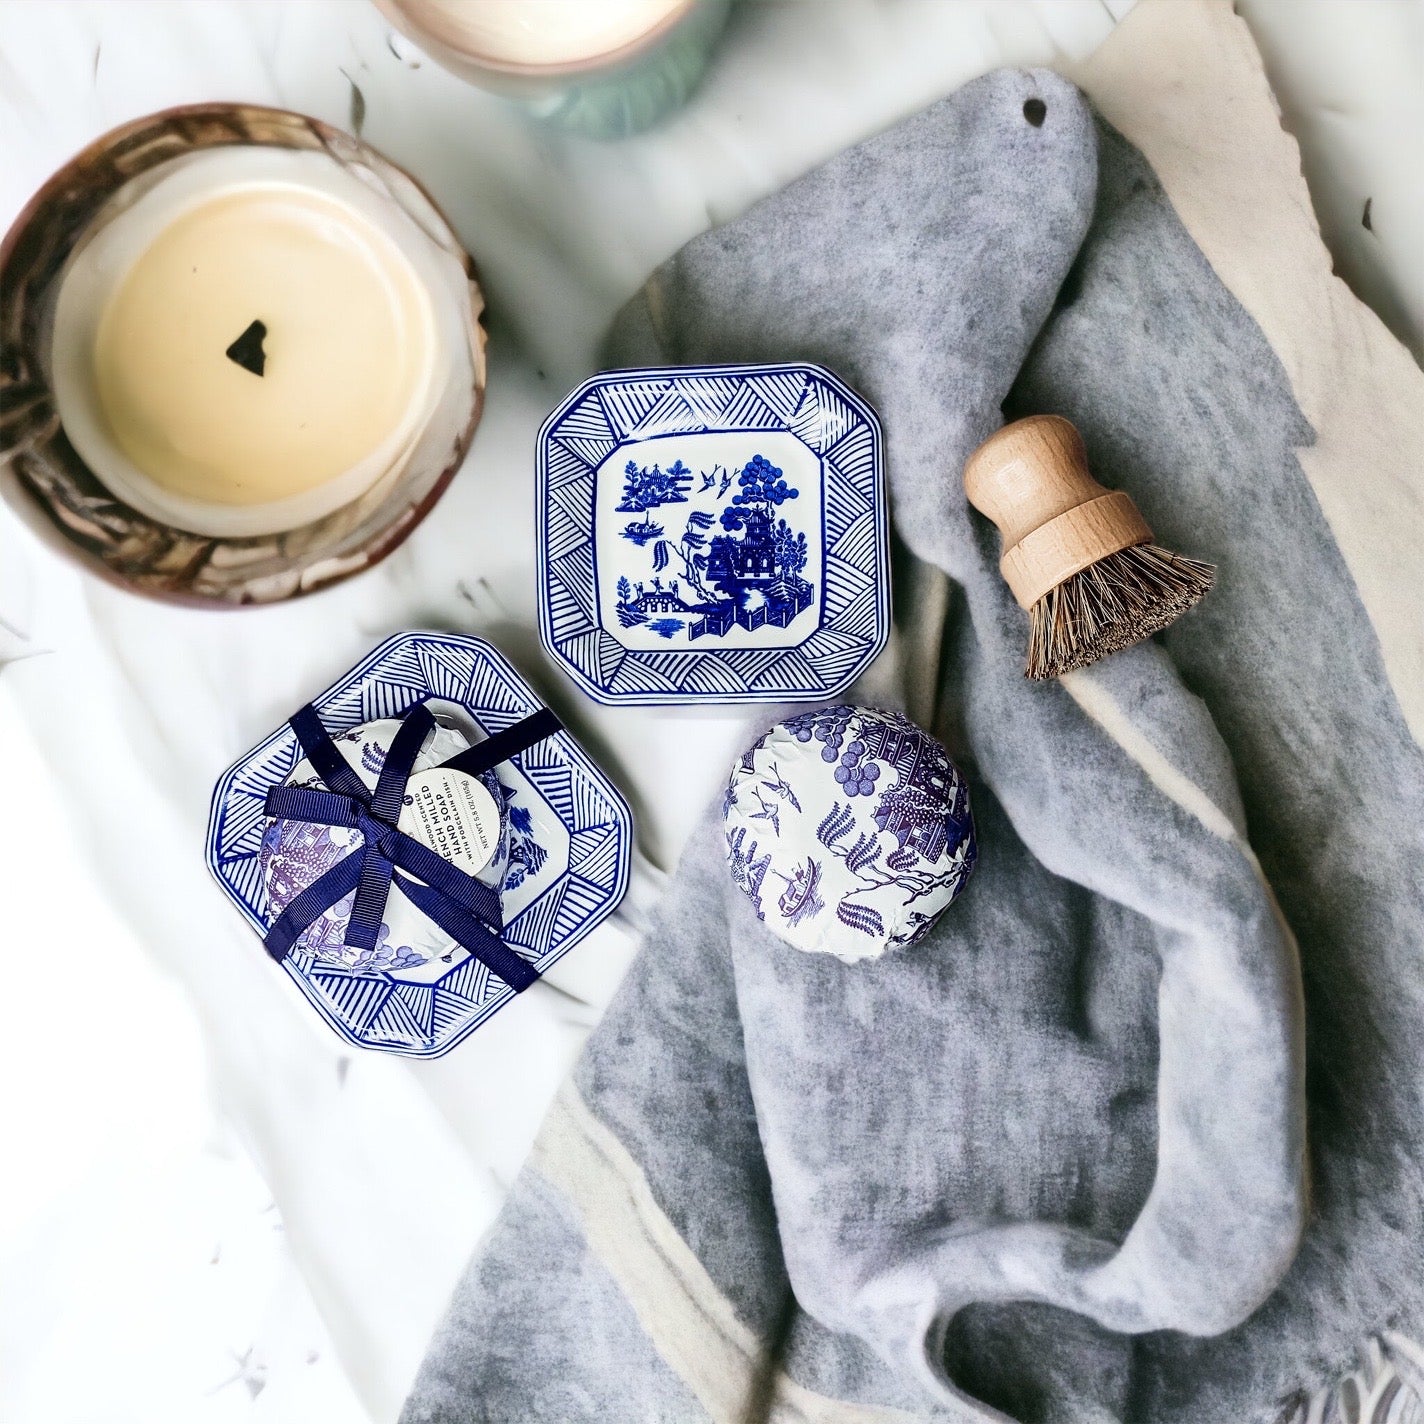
375;0;697;79
0;102;487;608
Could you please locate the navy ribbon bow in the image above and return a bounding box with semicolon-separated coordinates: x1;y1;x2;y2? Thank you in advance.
262;700;561;993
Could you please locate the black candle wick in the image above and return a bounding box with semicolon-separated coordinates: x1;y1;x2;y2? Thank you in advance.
225;320;268;377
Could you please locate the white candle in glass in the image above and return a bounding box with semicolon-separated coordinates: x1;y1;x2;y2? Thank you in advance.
387;0;687;68
49;147;453;538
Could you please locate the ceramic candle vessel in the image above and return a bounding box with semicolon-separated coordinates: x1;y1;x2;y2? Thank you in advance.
376;0;731;138
0;104;486;606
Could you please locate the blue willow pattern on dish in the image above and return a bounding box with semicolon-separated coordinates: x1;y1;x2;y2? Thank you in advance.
612;451;814;641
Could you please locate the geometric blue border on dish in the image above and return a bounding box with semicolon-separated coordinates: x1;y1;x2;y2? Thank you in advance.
205;631;633;1059
536;362;891;705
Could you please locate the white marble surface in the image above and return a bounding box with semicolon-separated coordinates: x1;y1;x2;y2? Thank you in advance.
1;3;1420;1422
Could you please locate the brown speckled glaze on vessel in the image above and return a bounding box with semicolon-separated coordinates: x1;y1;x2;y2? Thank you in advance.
0;103;486;606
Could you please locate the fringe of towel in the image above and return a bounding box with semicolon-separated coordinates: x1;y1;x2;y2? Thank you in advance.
1280;1334;1424;1424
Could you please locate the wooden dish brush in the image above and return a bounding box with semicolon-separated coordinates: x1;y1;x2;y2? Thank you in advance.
963;415;1214;680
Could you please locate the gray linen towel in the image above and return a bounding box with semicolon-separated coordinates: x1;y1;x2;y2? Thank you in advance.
403;69;1424;1423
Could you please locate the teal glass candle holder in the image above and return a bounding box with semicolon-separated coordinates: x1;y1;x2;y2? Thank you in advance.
376;0;732;139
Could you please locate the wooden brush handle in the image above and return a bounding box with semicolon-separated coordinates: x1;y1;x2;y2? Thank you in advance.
962;415;1153;609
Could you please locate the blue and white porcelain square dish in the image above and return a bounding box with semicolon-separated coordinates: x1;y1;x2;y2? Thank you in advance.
537;363;890;704
206;632;632;1058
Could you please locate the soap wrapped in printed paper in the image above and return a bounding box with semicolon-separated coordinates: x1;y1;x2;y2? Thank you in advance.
208;631;634;1058
723;706;976;962
260;717;509;976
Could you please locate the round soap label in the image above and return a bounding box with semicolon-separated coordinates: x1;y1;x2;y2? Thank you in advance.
398;768;502;878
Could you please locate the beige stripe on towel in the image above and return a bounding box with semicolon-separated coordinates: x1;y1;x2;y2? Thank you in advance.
1070;0;1424;747
530;1082;923;1424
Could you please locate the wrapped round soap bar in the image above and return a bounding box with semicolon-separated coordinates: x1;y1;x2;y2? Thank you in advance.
723;706;976;962
260;717;508;974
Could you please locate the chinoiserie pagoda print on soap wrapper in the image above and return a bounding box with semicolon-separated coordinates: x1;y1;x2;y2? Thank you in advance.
723;705;977;963
537;364;890;705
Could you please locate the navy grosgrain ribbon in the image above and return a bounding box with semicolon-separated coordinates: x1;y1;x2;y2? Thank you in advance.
262;700;562;993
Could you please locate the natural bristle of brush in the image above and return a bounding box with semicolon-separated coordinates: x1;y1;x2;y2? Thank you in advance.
1025;542;1215;679
962;415;1216;679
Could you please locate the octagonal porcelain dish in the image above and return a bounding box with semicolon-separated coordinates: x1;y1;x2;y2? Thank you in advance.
536;362;890;704
206;631;632;1057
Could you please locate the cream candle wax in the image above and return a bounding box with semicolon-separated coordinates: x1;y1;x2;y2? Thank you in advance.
50;147;453;538
387;0;687;67
375;0;732;138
